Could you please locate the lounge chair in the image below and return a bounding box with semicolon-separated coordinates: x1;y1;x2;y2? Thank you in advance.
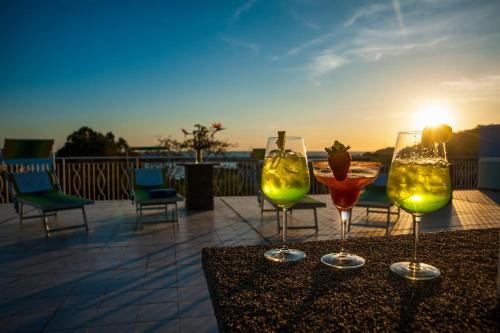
2;139;94;237
478;125;500;190
127;147;184;229
349;173;400;235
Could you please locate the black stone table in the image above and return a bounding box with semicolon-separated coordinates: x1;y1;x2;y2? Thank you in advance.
178;162;219;211
202;228;499;332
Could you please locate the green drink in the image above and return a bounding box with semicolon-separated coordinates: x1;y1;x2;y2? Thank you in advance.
387;159;451;215
261;152;310;208
261;133;310;263
387;128;453;281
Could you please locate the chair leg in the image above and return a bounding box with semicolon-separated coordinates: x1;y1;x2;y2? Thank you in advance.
313;208;318;233
82;207;89;233
175;202;179;224
42;212;50;238
276;209;280;232
386;208;390;235
139;206;144;230
19;203;23;227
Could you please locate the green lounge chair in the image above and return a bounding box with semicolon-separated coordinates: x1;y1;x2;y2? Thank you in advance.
2;139;94;237
127;147;184;229
349;173;400;235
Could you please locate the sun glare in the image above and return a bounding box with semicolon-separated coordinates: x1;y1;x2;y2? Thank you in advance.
411;101;455;130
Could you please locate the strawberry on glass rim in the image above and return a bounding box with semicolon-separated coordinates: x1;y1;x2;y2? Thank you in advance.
325;140;352;181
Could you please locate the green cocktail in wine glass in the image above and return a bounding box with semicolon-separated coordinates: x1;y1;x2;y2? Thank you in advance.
387;127;452;280
261;131;310;262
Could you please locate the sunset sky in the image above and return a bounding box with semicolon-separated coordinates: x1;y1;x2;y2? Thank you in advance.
1;0;500;151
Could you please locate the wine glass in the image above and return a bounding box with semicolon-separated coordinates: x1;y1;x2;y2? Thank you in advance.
387;131;452;280
312;161;380;269
261;133;310;262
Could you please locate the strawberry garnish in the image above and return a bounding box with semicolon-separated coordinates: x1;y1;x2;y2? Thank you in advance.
325;140;351;181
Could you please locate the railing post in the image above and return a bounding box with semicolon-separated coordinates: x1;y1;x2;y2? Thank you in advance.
62;158;66;194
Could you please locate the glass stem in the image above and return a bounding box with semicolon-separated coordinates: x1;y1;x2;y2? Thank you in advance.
281;208;289;252
339;209;351;255
410;215;421;270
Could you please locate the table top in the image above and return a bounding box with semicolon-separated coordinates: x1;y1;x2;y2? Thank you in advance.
202;228;499;332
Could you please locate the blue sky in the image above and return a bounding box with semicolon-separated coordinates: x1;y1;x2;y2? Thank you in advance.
1;0;500;151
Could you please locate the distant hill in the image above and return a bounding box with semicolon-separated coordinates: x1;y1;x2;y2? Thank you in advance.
363;126;483;161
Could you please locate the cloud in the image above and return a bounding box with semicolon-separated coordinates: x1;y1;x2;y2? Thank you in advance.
286;1;500;85
307;50;347;80
391;0;406;36
234;0;257;20
220;35;260;53
290;10;321;32
346;36;449;61
343;3;390;27
442;75;500;91
287;31;336;56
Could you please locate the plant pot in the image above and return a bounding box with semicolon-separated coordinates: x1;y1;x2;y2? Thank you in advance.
195;149;203;164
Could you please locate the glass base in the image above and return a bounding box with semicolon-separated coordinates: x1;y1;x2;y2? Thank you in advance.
390;261;441;281
264;248;306;263
321;253;365;269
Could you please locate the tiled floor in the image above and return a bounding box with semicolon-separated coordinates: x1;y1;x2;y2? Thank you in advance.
0;190;498;332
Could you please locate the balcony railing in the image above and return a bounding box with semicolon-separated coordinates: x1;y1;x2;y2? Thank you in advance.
0;156;478;203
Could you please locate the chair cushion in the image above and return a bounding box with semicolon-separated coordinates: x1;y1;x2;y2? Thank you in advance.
135;168;164;187
13;172;54;194
148;188;177;199
16;191;94;211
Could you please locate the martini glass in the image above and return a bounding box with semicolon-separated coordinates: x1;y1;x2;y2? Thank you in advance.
312;161;380;269
387;131;451;280
261;134;310;262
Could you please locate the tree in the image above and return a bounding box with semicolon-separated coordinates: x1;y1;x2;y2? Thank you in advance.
159;122;234;156
57;126;129;157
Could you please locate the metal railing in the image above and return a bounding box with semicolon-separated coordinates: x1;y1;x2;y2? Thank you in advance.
0;156;479;203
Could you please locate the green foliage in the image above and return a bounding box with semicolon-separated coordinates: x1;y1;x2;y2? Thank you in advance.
57;126;128;157
325;140;351;155
159;122;234;154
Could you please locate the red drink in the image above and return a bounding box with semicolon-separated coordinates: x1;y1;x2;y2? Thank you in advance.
312;155;380;269
314;171;375;209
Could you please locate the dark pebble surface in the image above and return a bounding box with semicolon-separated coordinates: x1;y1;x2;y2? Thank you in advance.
202;228;500;332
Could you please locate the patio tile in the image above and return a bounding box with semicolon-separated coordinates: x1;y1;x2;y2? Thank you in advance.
135;320;179;333
140;287;178;304
177;285;210;301
45;309;98;330
60;294;103;310
0;312;52;333
100;290;142;307
0;296;64;318
137;302;178;322
141;270;177;289
179;315;218;333
178;299;214;318
94;305;139;326
88;323;135;333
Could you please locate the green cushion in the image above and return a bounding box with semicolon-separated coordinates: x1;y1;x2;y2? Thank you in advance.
358;187;392;207
134;188;183;205
17;191;94;211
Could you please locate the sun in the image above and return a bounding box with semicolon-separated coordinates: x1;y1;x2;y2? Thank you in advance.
411;101;455;130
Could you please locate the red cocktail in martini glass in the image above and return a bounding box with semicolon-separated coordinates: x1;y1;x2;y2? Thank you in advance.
312;142;380;269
